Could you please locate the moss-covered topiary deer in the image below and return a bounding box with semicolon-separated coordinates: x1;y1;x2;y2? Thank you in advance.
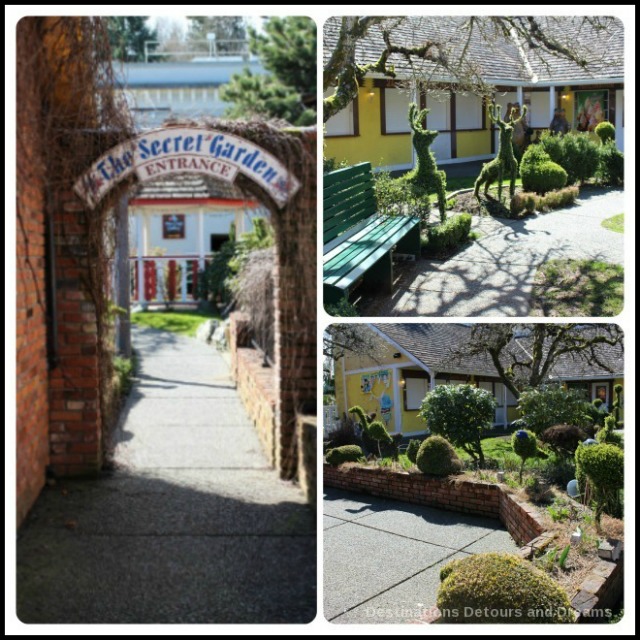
400;103;447;222
474;103;528;204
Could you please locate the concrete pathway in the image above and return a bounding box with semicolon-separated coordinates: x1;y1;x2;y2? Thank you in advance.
323;488;518;624
365;187;624;316
17;326;315;624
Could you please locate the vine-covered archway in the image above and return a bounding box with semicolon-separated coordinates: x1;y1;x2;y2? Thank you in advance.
78;119;317;480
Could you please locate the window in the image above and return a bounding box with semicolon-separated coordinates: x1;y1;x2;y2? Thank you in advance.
210;233;228;252
383;87;412;134
455;93;482;129
323;88;358;137
426;94;450;131
405;378;429;411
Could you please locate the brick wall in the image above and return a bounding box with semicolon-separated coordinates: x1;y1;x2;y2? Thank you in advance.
47;191;102;477
499;489;546;545
273;129;317;480
297;416;317;507
572;554;624;622
16;23;50;523
234;345;277;466
323;464;545;544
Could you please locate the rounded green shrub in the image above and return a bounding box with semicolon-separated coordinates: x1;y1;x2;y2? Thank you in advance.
437;553;574;623
520;160;567;195
597;142;624;186
540;130;564;164
325;444;364;466
520;143;551;168
512;429;538;461
576;442;623;489
559;132;600;184
595;121;616;144
406;438;421;464
416;435;463;476
575;441;623;521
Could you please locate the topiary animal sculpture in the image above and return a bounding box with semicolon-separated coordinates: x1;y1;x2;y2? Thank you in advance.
474;103;527;204
400;102;447;222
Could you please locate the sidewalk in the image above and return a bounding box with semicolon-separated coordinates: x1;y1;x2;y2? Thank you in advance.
17;326;316;624
324;488;518;624
364;187;624;316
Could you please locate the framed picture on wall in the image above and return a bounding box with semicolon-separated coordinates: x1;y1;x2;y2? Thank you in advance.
575;90;608;132
162;214;185;239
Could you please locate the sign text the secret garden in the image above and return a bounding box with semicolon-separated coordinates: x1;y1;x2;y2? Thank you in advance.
74;127;300;209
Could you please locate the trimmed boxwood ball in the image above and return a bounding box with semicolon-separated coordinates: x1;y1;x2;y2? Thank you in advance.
406;438;421;464
512;429;538;482
325;445;364;466
575;441;623;521
437;553;574;623
595;121;616;144
520;160;567;195
416;435;463;476
575;442;623;490
512;429;539;459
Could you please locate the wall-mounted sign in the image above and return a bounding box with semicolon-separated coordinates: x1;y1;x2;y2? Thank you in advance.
74;127;301;209
575;90;608;132
359;369;393;426
162;214;186;239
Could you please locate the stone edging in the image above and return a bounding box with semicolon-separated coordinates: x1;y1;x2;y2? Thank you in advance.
324;463;623;623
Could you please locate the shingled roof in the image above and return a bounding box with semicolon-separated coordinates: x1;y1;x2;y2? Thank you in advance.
372;324;623;380
130;174;252;202
324;16;623;85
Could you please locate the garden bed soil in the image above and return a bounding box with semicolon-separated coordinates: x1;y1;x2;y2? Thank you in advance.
448;188;526;218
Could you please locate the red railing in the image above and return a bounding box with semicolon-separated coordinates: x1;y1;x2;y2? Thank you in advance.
130;256;208;304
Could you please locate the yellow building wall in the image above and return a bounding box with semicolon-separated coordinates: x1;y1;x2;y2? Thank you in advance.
456;130;491;157
400;403;426;434
324;84;413;169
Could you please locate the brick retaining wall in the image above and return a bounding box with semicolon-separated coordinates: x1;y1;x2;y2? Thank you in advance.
234;346;277;467
324;464;545;544
297;416;317;507
325;463;623;623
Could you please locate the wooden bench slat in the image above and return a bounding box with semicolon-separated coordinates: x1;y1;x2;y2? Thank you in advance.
323;161;421;300
322;178;375;211
322;161;372;188
326;223;420;291
323;173;375;202
323;195;377;238
323;216;420;287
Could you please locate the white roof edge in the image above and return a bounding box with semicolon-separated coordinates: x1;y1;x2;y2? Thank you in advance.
363;72;624;88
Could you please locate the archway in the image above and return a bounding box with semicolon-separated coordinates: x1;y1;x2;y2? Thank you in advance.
66;121;316;480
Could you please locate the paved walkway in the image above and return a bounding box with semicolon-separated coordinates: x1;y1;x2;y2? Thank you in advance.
365;187;624;316
323;488;518;624
17;326;315;624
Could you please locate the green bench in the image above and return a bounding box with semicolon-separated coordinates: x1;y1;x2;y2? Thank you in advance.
323;162;421;306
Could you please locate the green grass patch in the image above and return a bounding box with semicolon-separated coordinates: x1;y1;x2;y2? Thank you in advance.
455;435;514;462
601;213;624;234
531;259;623;317
131;309;219;337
